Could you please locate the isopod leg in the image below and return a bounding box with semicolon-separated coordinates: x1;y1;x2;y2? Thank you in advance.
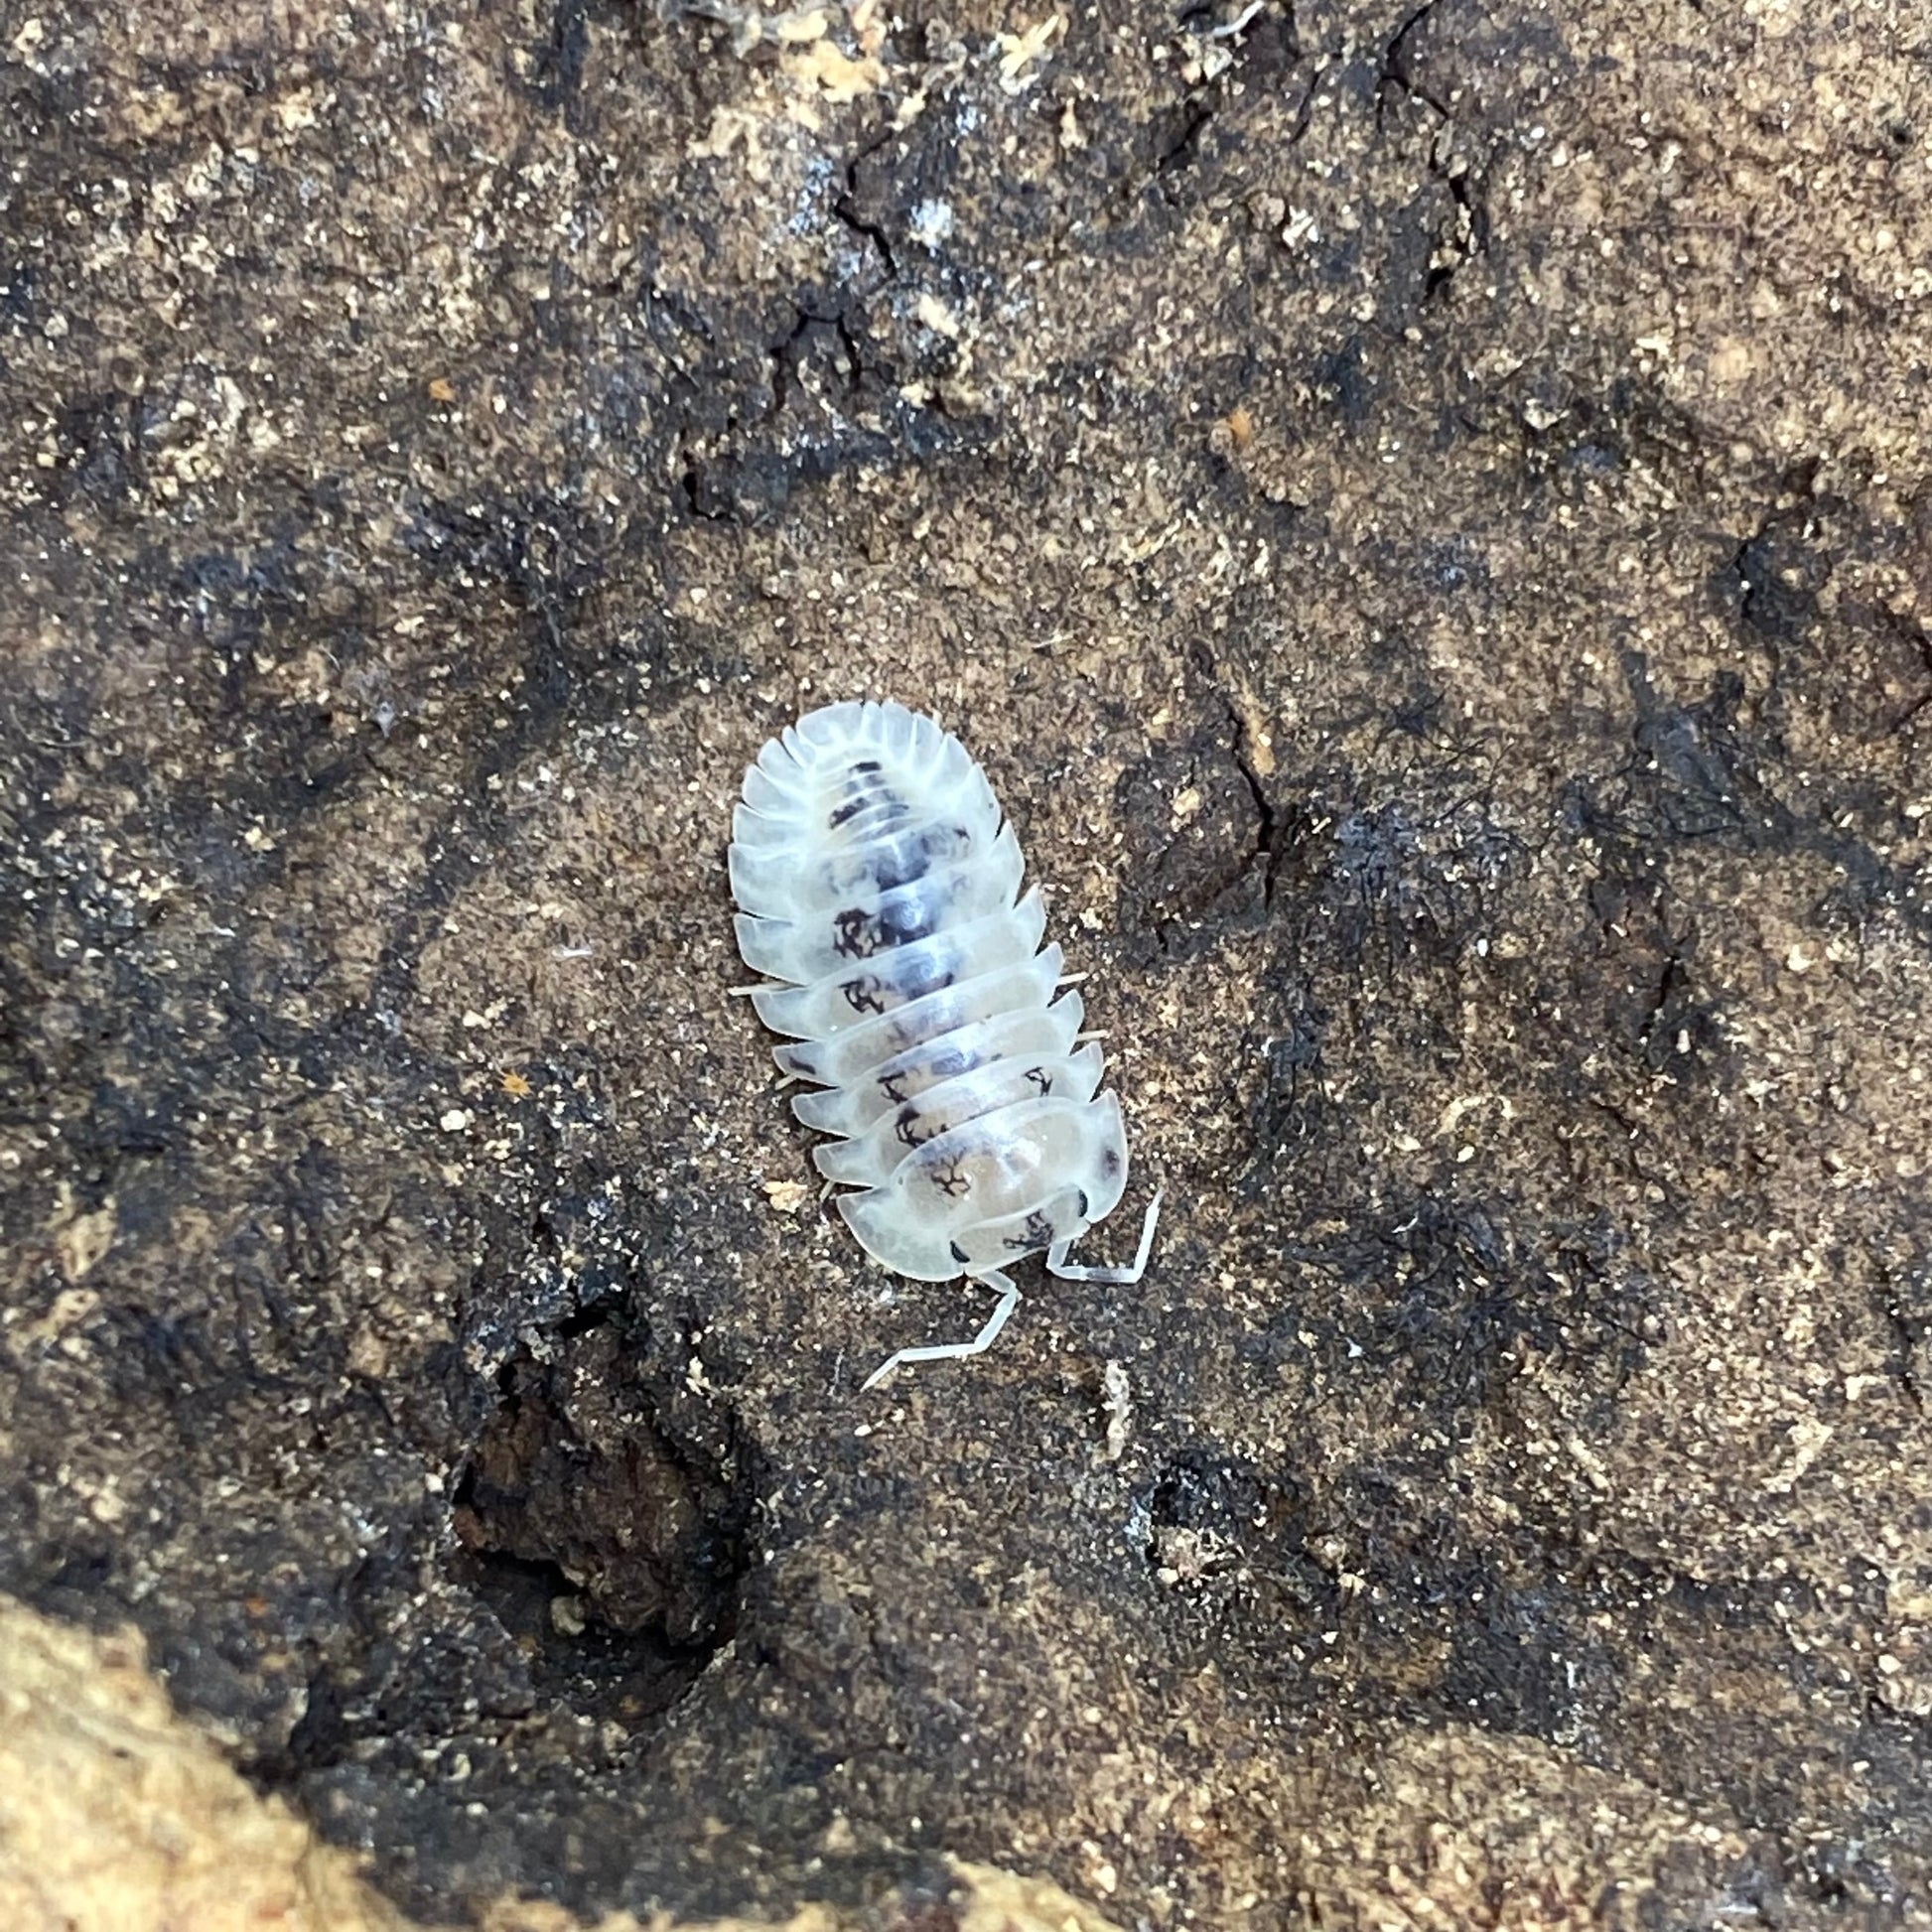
1046;1190;1164;1286
860;1270;1020;1392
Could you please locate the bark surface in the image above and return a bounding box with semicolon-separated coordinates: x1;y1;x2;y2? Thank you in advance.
2;0;1929;1924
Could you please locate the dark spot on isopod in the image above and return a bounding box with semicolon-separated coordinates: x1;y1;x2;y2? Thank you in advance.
841;977;888;1015
829;797;867;829
869;844;932;893
950;1241;969;1263
879;897;943;949
852;759;881;772
1013;1209;1056;1249
832;907;873;958
1076;1190;1091;1215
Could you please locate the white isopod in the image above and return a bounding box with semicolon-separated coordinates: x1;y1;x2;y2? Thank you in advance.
729;700;1162;1390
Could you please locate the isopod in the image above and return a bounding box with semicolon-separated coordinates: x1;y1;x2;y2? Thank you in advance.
729;700;1162;1390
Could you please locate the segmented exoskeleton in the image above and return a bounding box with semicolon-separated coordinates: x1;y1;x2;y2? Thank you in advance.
729;701;1160;1389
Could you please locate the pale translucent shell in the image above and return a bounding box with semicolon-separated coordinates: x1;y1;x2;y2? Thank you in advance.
730;700;1131;1283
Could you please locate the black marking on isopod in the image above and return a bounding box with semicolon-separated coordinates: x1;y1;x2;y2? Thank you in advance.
896;1106;938;1149
929;1159;971;1198
1100;1145;1122;1177
1076;1189;1091;1215
1005;1208;1058;1252
828;764;909;834
877;1071;909;1104
949;1240;970;1263
842;977;889;1015
833;907;873;958
832;897;941;960
1025;1065;1053;1094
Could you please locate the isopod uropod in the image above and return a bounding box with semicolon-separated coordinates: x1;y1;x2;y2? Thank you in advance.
728;700;1161;1390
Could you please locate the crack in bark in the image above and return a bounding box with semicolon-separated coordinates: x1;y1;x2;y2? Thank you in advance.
833;186;899;285
1880;1291;1925;1412
1374;1;1492;300
1376;0;1448;118
1197;645;1283;910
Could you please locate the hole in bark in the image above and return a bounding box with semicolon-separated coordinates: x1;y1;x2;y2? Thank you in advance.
450;1318;757;1726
